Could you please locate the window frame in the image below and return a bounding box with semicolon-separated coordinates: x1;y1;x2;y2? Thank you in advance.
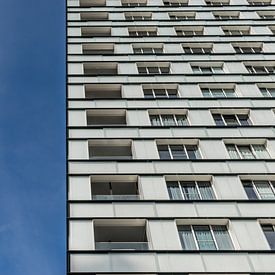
259;87;275;97
201;87;236;98
143;88;179;98
243;180;275;200
150;114;189;126
167;180;216;200
192;65;224;74
157;144;202;160
138;65;171;75
246;65;275;74
213;113;251;126
178;224;234;250
226;144;270;159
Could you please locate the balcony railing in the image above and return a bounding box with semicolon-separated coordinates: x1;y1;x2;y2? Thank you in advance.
95;242;149;250
92;195;140;200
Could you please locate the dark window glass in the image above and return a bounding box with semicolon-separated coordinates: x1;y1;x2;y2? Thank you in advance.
158;145;171;159
243;180;258;200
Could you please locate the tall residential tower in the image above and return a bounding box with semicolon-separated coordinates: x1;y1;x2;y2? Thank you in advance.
67;0;275;274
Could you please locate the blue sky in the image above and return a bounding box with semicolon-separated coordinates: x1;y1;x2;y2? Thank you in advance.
0;1;66;274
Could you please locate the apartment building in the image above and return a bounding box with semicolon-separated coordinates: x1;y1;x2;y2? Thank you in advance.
66;0;275;274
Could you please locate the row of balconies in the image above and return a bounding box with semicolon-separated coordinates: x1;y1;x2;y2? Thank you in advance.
68;42;275;55
69;218;275;251
73;0;275;8
69;10;275;21
68;108;275;127
68;61;275;76
68;25;275;37
68;174;275;201
68;138;275;160
68;83;275;99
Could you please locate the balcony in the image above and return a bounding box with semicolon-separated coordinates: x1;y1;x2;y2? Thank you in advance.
84;63;117;75
91;179;139;200
85;84;121;99
89;140;132;160
87;110;126;126
94;220;149;250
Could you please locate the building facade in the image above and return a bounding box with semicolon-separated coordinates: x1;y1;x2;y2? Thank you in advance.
66;0;275;274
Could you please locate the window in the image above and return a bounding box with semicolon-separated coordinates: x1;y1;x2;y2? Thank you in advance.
176;28;203;36
150;114;188;126
125;12;152;20
169;12;195;20
133;45;163;54
214;12;239;19
248;0;271;5
163;0;188;6
143;87;178;98
212;114;251;126
129;28;157;36
257;12;275;19
242;180;275;200
183;45;212;54
178;225;234;250
223;28;250;35
259;87;275;97
246;65;275;74
157;144;201;159
201;88;236;97
205;0;229;5
262;224;275;250
167;181;216;200
121;0;147;6
226;144;270;159
138;65;170;74
234;46;262;54
192;65;224;74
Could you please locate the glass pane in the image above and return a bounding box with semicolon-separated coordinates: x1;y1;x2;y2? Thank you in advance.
260;88;269;97
150;115;162;126
154;89;167;98
213;67;223;73
181;181;200;200
242;180;258;200
252;144;270;159
148;67;159;74
262;225;275;250
143;89;154;98
157;145;171;159
160;67;170;74
254;181;275;199
193;225;216;250
138;67;147;74
224;89;236;97
186;145;201;159
237;115;250;126
238;145;255;159
167;181;183;200
226;145;240;159
170;145;187;159
178;225;197;250
212;225;234;250
211;89;225;97
198;181;215;199
213;114;225;126
201;67;212;73
201;89;211;97
176;115;188;126
161;115;176;126
269;88;275;97
167;89;178;98
223;115;239;126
